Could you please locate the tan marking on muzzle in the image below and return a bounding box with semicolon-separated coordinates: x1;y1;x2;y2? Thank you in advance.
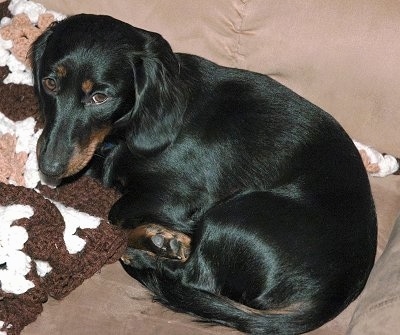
82;79;94;94
64;126;112;177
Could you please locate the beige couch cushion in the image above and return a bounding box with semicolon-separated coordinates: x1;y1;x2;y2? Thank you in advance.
347;216;400;335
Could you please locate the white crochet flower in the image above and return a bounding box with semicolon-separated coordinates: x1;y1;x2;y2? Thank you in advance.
0;204;34;294
8;0;46;23
0;320;12;335
52;201;101;254
0;37;12;67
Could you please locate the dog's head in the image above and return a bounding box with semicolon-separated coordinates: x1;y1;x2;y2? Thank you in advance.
31;14;185;181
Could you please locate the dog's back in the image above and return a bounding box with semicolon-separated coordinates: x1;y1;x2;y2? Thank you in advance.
119;55;377;334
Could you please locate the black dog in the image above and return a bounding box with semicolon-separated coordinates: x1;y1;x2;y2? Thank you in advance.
31;14;377;334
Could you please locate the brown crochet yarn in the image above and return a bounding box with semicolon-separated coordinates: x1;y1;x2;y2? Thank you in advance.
0;70;41;123
0;181;127;334
38;175;121;219
0;184;58;335
0;0;11;19
0;66;10;81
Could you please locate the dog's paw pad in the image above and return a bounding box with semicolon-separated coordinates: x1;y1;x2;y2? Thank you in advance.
126;224;191;262
151;234;165;249
149;229;190;262
169;238;180;254
153;234;189;261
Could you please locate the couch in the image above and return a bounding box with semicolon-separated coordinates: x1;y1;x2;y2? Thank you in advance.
19;0;400;334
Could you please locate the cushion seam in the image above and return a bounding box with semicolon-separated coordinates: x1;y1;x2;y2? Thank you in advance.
366;295;400;313
232;0;249;66
352;294;400;321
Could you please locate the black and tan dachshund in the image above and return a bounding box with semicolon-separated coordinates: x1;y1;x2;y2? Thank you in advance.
31;14;377;335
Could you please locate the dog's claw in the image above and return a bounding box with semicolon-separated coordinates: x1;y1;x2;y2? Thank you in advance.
121;253;133;265
169;238;180;253
151;234;165;248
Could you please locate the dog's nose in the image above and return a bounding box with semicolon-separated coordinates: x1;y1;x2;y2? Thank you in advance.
39;160;66;178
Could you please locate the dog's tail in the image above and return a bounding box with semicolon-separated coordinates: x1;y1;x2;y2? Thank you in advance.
138;271;320;335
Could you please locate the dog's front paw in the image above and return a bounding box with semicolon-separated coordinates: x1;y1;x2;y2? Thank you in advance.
149;229;191;261
126;224;191;262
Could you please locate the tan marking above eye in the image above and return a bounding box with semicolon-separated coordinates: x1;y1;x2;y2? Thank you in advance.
56;65;67;78
82;79;94;94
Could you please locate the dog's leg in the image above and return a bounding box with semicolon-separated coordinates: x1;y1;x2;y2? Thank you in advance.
120;247;158;270
108;187;204;233
124;224;191;261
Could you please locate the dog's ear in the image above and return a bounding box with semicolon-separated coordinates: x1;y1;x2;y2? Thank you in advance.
124;32;187;155
29;23;57;106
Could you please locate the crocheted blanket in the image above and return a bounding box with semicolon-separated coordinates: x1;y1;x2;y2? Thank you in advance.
1;0;399;334
0;1;127;334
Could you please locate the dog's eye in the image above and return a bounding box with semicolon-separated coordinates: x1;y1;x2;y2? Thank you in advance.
42;77;58;93
91;93;109;105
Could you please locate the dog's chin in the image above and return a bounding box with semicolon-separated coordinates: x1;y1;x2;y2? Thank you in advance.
39;171;62;188
38;150;96;188
39;156;92;188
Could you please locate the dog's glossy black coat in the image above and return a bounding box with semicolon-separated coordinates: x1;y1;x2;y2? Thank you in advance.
31;14;377;334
